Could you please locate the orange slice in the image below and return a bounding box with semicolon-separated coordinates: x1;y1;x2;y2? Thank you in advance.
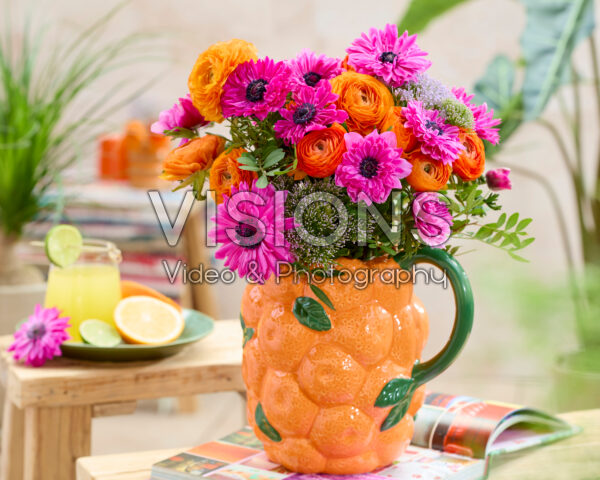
114;296;184;345
120;280;182;312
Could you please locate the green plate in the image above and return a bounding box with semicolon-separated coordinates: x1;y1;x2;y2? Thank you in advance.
60;309;214;362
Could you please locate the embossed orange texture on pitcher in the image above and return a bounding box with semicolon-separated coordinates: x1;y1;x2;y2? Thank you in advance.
241;257;429;474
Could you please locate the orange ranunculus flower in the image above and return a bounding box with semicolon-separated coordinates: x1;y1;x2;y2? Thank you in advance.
405;150;452;192
340;54;355;72
330;72;393;135
296;123;347;178
453;130;485;181
162;135;225;182
188;39;257;123
209;148;257;203
382;107;417;153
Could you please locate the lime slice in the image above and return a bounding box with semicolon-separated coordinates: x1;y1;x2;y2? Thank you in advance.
80;319;122;347
44;225;83;267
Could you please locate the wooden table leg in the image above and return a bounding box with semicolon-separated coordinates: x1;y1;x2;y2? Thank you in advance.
23;405;92;480
1;399;25;480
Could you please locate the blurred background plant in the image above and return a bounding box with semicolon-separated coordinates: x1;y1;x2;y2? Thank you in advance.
398;0;599;409
0;2;160;285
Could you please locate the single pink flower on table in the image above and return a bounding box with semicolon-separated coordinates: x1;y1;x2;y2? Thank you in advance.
346;24;431;87
335;130;412;205
287;49;342;91
403;101;464;165
221;58;290;121
8;305;70;367
151;94;208;144
452;87;501;145
209;180;296;284
486;168;511;191
274;82;348;145
413;192;453;248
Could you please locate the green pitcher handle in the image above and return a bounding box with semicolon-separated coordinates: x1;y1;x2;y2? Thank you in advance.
395;246;474;388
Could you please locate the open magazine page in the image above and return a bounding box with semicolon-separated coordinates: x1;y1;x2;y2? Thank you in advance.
412;393;575;459
152;397;578;480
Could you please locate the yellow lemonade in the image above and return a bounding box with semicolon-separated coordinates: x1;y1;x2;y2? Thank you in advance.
45;264;121;342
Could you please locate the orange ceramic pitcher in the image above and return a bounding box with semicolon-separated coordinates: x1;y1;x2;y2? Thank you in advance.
241;247;473;474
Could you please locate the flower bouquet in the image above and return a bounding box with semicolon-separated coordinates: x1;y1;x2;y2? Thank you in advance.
155;24;532;474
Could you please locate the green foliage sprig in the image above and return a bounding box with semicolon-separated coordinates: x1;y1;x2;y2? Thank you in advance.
0;5;160;237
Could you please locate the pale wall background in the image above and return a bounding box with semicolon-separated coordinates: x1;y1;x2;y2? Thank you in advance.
10;0;600;453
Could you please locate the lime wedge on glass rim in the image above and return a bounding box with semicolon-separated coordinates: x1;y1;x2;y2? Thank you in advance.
79;319;122;347
44;225;83;267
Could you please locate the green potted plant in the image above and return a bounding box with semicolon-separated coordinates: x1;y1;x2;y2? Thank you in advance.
0;7;155;330
398;0;599;409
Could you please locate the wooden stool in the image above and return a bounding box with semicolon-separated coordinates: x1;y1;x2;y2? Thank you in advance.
0;319;243;480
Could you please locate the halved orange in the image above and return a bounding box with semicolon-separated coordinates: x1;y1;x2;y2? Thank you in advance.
114;296;184;345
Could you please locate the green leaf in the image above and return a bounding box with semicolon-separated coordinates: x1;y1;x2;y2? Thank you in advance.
516;218;532;232
309;284;335;310
238;153;257;166
520;0;595;119
238;165;260;172
494;213;507;228
255;403;281;442
509;251;529;262
473;55;522;155
375;378;414;407
474;226;493;240
263;149;285;168
243;326;254;347
516;237;535;250
381;398;411;431
240;314;254;347
489;231;505;244
255;175;268;188
397;0;472;34
293;297;332;331
506;212;519;230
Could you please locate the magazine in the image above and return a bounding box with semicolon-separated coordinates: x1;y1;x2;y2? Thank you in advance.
151;392;579;480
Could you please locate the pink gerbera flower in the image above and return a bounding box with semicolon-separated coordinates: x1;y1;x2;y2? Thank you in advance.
346;24;431;87
151;94;208;144
8;305;70;367
288;49;342;91
335;130;412;205
221;58;290;121
209;180;296;283
274;82;348;145
403;101;464;165
452;87;501;145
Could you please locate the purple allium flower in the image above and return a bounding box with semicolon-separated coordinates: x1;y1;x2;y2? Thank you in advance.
335;130;412;205
452;87;501;145
486;168;511;191
288;49;342;91
221;58;290;121
8;305;70;367
209;180;296;283
274;82;348;145
151;94;208;144
413;192;453;248
346;24;431;87
403;101;464;165
396;73;452;109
